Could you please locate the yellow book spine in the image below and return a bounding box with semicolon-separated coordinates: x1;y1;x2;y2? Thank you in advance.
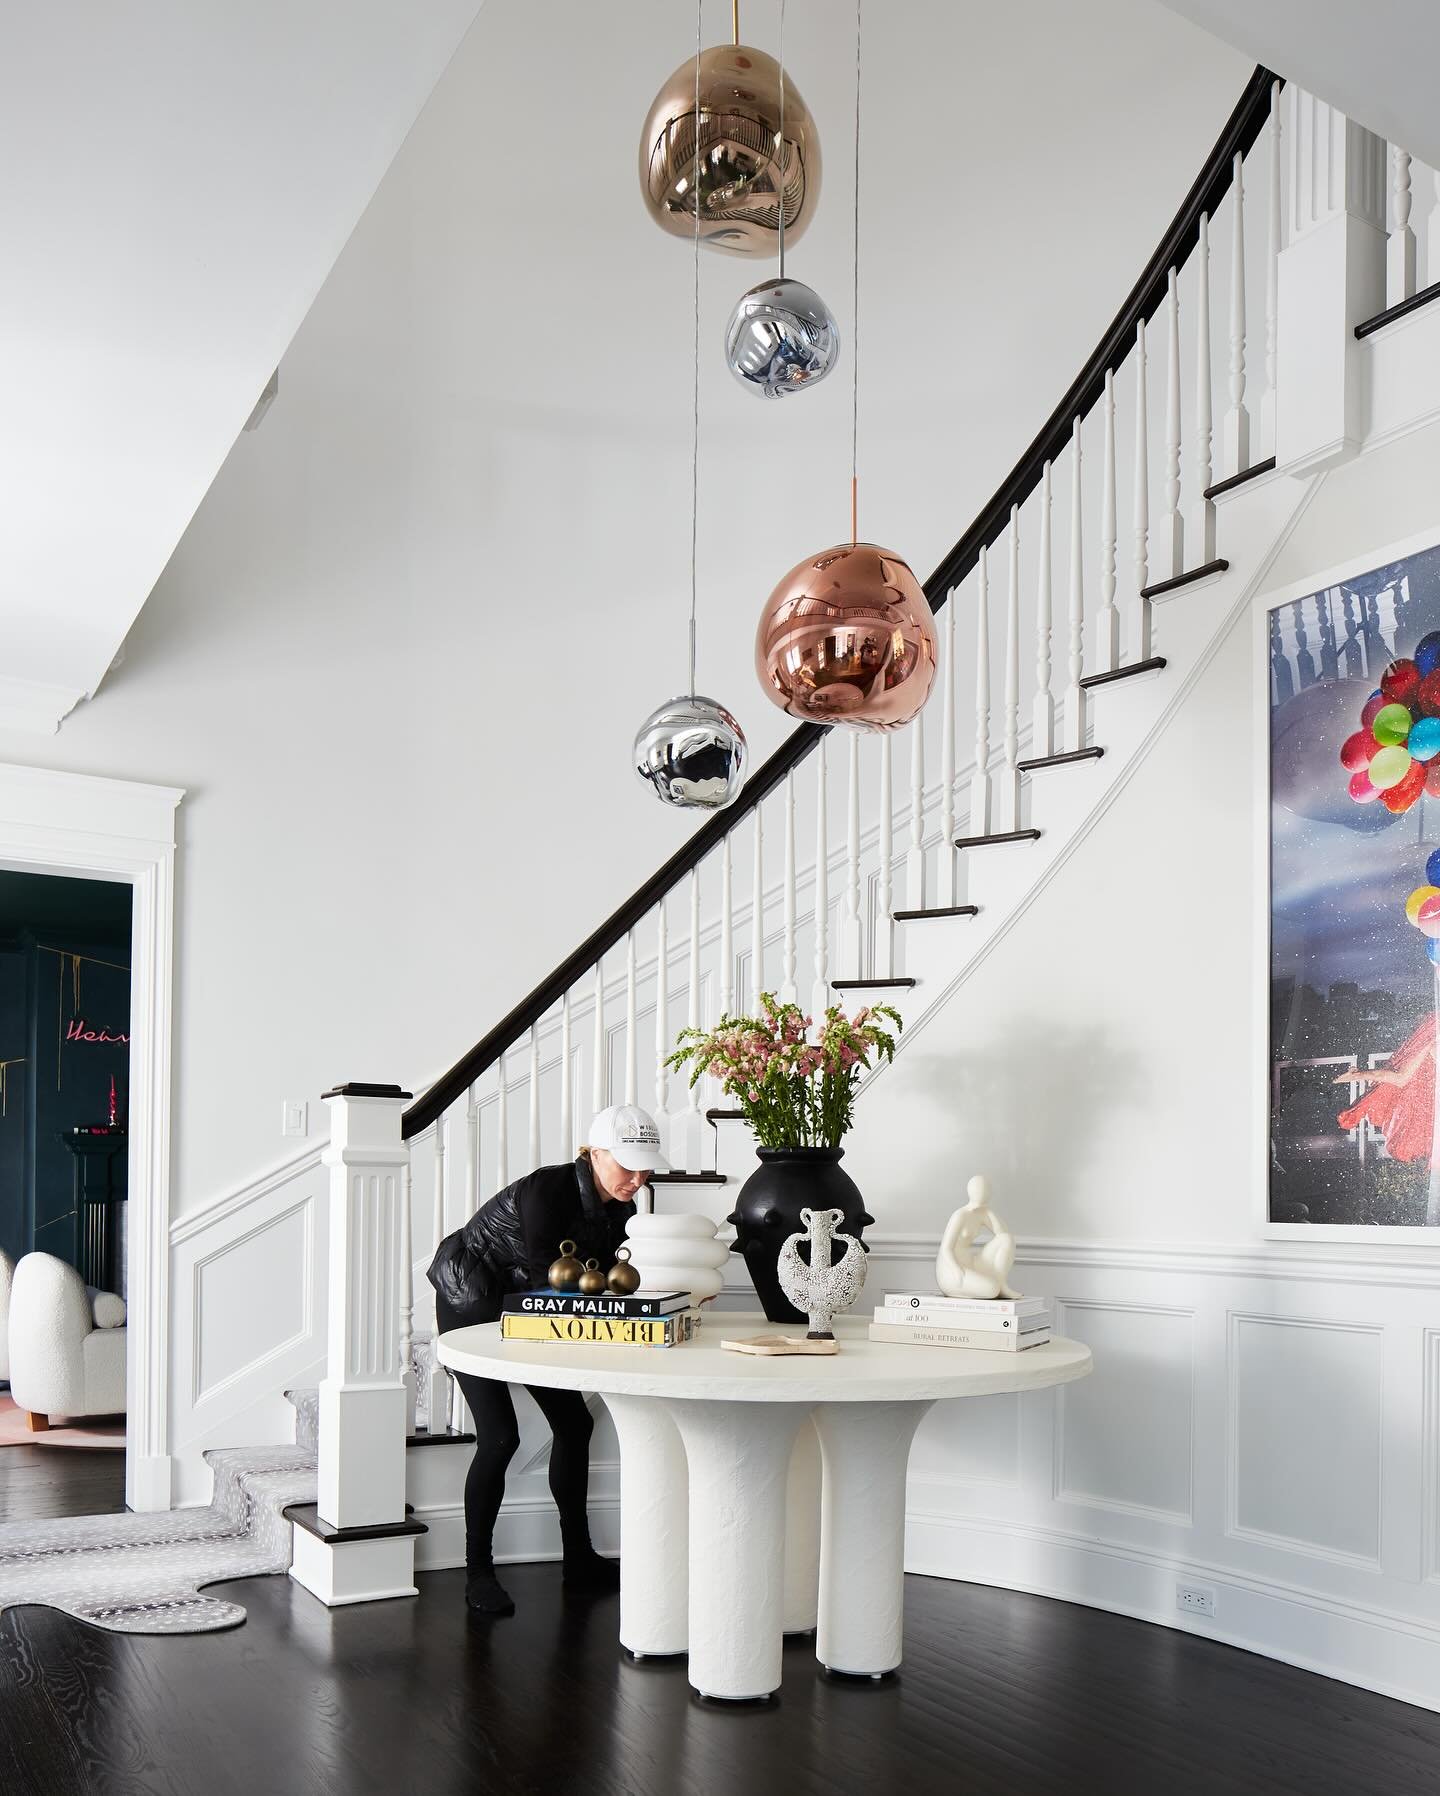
500;1313;693;1346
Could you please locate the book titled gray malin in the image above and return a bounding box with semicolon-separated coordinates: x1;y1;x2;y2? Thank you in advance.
870;1291;1052;1352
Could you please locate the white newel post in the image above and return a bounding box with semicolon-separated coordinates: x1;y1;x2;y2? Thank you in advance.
1275;90;1386;473
290;1082;423;1608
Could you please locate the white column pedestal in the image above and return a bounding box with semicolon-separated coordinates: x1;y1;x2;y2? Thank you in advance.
604;1393;689;1659
814;1399;933;1678
664;1397;814;1701
783;1415;822;1635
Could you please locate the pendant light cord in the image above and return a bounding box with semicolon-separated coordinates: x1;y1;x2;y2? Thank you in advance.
851;0;862;547
689;0;702;697
776;0;786;280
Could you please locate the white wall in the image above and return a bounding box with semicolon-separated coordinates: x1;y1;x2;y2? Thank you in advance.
0;0;1247;1219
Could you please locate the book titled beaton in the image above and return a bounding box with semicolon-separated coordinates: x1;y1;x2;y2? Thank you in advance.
500;1309;700;1348
502;1288;691;1320
867;1320;1051;1353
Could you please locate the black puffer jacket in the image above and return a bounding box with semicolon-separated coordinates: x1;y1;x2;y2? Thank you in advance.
427;1155;636;1326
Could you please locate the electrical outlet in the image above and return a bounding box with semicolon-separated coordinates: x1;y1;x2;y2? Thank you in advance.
281;1099;309;1139
1176;1582;1215;1618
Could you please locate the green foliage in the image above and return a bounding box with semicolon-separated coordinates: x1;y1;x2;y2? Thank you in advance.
665;992;901;1149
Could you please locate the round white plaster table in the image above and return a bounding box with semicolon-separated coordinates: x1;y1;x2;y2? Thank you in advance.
439;1313;1091;1701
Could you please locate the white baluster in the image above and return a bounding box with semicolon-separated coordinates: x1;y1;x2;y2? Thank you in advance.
968;557;989;844
1162;268;1184;582
877;733;894;976
560;989;574;1160
1032;461;1054;758
1427;170;1440;290
1389;145;1417;304
591;961;606;1122
495;1052;508;1189
1097;368;1119;676
528;1024;542;1171
625;929;638;1105
464;1081;479;1220
905;718;926;910
430;1120;445;1256
942;590;961;884
839;733;862;973
1132;319;1150;660
654;900;669;1127
781;771;799;1003
1001;504;1021;829
1189;211;1216;562
1260;82;1281;455
811;736;830;1020
1223;157;1250;478
399;1158;415;1433
720;834;734;1020
1065;417;1086;753
750;808;765;1008
683;866;703;1171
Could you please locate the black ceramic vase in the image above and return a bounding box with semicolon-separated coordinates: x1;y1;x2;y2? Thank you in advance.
727;1147;874;1324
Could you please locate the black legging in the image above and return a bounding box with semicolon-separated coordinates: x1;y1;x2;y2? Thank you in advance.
451;1370;597;1573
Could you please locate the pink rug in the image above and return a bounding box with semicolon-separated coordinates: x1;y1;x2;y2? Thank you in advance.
0;1392;124;1450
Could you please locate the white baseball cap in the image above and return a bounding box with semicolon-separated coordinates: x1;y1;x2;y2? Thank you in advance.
588;1103;670;1173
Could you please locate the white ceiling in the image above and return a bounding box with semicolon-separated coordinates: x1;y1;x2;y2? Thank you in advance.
1159;0;1440;167
0;0;482;732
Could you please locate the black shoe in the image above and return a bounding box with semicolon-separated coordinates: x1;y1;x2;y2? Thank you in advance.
465;1569;516;1616
562;1550;621;1594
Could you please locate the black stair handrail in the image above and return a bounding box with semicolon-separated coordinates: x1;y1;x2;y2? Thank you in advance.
403;64;1278;1141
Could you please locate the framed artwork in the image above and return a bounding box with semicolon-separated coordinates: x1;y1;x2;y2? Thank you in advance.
1262;532;1440;1236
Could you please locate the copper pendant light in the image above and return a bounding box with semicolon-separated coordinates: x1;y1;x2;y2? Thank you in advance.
639;2;821;257
754;0;935;731
635;0;748;811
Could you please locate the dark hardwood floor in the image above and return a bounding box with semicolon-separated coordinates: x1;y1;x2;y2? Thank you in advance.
0;1444;126;1524
2;1566;1439;1796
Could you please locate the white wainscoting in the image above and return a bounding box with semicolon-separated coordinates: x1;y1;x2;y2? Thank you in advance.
884;1235;1440;1714
168;1147;328;1506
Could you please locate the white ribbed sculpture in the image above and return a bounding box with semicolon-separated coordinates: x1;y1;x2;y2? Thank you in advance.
624;1203;728;1302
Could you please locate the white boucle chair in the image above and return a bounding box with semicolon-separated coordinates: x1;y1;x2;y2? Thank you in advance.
8;1251;126;1430
0;1248;12;1383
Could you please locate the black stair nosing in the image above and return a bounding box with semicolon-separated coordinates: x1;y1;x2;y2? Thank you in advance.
1016;746;1105;773
1355;282;1440;340
705;1108;747;1123
954;828;1043;849
283;1502;429;1545
1080;656;1168;690
1203;457;1277;501
1140;558;1229;601
893;905;979;921
406;1428;477;1448
650;1170;728;1184
831;977;918;990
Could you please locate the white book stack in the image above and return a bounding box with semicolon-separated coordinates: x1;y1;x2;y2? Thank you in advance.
868;1292;1052;1353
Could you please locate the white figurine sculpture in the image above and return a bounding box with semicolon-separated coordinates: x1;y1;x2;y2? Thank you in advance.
935;1175;1022;1300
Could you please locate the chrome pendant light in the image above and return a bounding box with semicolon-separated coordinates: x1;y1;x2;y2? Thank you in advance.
754;0;935;729
635;0;748;811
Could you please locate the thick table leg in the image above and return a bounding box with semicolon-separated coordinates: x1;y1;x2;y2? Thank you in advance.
664;1398;813;1702
813;1400;934;1678
602;1394;689;1659
784;1415;821;1636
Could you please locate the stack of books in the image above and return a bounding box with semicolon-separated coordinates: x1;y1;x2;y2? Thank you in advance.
500;1287;701;1348
868;1291;1051;1352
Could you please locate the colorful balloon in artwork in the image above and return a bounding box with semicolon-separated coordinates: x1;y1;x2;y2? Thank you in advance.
1381;658;1422;707
1417;895;1440;938
1373;702;1414;746
1409;716;1440;762
1348;769;1381;803
1428;763;1440;799
1427;848;1440;887
1405;885;1440;924
1369;744;1413;789
1383;761;1427;812
1418;670;1440;717
1429;937;1440;966
1340;730;1374;771
1360;690;1387;730
1417;633;1440;677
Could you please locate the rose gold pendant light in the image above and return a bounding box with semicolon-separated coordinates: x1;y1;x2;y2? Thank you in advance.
754;0;937;731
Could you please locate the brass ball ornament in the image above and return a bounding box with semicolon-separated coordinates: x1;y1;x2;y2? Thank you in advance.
724;276;840;398
754;541;938;730
634;693;748;810
639;43;821;256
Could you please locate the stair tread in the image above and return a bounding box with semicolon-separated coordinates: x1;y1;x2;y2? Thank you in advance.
1203;456;1276;500
406;1428;477;1448
954;829;1042;848
831;977;918;989
893;905;979;920
1080;657;1167;690
706;1108;746;1122
1139;558;1228;601
283;1501;428;1545
1017;747;1104;773
650;1170;727;1184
